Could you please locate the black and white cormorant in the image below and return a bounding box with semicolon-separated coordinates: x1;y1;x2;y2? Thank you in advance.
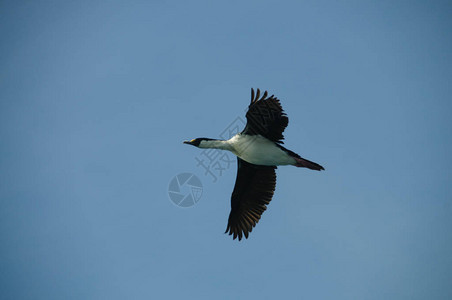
184;88;324;240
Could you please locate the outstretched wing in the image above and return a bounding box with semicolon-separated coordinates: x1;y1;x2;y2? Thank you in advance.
241;88;289;144
225;158;277;241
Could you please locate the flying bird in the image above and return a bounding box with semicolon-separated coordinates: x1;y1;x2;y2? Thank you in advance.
184;88;324;240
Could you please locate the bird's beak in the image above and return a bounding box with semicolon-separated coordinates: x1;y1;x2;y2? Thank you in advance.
183;140;192;145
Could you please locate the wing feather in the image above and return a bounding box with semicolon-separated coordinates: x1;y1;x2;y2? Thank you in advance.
242;88;289;144
225;158;277;241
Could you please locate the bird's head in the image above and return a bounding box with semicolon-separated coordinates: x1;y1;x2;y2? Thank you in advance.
183;138;215;148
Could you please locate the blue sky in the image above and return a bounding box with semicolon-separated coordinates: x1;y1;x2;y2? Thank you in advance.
1;1;451;299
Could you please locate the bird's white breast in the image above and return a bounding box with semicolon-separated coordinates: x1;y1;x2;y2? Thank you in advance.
227;134;295;166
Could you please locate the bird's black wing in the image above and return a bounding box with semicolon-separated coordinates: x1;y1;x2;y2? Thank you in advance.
241;88;289;144
225;158;277;241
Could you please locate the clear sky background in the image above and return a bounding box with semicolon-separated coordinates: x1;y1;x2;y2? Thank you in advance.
1;1;451;299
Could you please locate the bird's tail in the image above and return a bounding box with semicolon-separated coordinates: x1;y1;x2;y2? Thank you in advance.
293;156;324;171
